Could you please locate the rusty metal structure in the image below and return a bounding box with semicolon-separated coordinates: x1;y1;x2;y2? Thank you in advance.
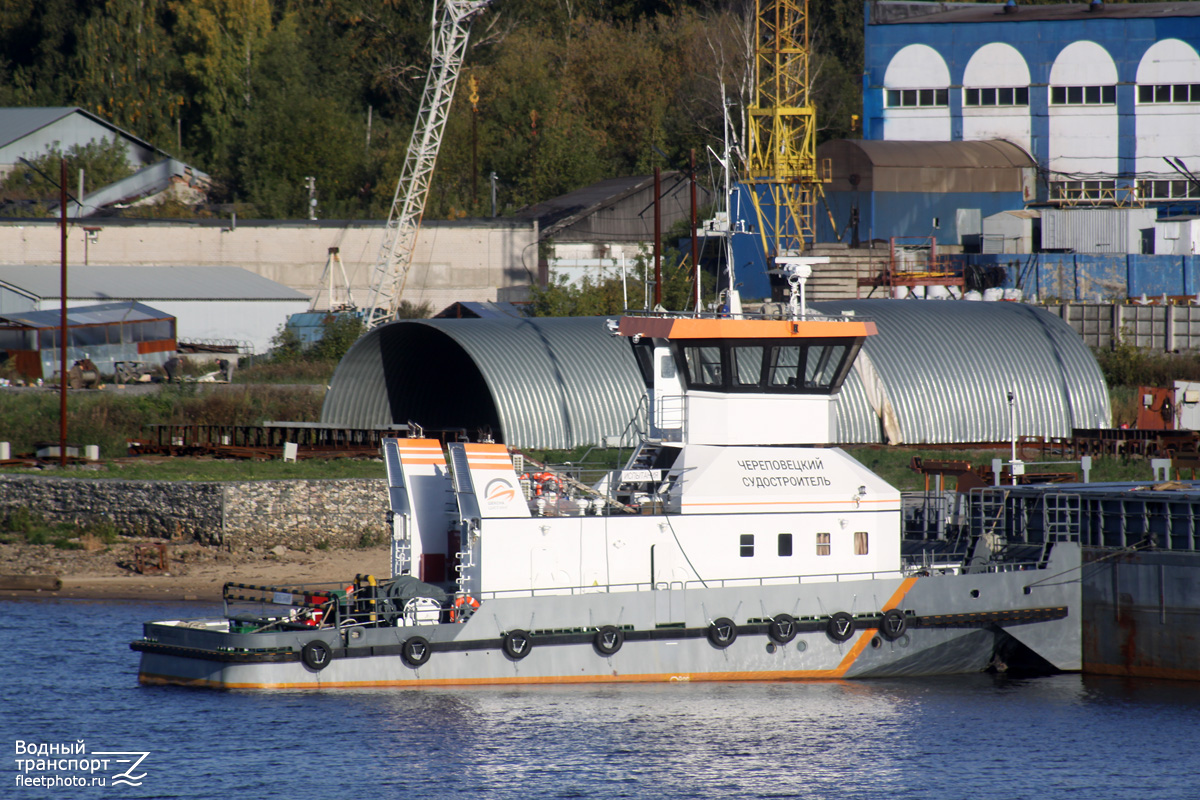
128;423;416;460
855;236;965;297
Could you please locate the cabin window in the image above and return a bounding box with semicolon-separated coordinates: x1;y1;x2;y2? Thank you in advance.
731;345;764;386
804;344;848;389
854;531;869;555
659;353;676;379
684;346;722;387
674;338;862;394
816;532;830;556
766;345;801;387
778;533;793;557
740;534;755;557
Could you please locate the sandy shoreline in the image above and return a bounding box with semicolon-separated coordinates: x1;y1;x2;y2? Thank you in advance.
0;540;391;603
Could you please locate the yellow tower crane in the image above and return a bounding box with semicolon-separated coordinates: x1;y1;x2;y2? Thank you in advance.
745;0;828;260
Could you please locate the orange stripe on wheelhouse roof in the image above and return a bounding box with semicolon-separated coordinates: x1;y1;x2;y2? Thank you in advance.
618;316;877;341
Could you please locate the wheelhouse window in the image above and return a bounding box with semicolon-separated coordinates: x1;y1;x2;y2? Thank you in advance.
778;533;793;557
816;532;830;556
766;345;801;388
804;344;848;388
732;345;764;387
683;346;722;387
854;531;869;556
676;338;862;394
740;534;755;557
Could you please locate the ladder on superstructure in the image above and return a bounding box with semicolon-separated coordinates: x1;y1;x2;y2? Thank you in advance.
363;0;491;330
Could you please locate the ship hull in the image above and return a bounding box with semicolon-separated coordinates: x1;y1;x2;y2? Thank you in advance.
134;544;1081;690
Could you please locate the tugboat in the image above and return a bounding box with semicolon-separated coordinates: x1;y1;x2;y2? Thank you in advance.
132;262;1080;688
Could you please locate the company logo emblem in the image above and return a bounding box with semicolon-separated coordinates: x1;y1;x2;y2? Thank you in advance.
484;478;516;505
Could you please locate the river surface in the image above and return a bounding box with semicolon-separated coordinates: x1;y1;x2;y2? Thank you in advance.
3;598;1198;799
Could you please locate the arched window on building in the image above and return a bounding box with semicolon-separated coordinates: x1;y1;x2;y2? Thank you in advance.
1135;39;1200;202
1048;41;1119;203
962;42;1032;154
883;44;951;141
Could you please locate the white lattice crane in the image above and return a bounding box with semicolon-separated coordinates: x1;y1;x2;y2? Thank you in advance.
364;0;491;329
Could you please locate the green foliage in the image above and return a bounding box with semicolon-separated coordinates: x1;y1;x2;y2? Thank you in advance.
270;313;365;365
1092;341;1200;389
0;0;876;219
529;241;714;316
0;384;324;458
0;138;135;216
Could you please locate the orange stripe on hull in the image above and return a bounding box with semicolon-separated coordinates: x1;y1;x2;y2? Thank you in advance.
828;575;920;678
139;669;865;690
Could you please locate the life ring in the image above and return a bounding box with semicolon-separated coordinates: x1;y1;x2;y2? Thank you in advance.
502;629;533;660
879;609;908;641
594;625;624;656
768;613;798;644
450;595;480;622
707;617;738;648
826;612;855;643
300;639;333;671
402;635;431;667
521;472;564;497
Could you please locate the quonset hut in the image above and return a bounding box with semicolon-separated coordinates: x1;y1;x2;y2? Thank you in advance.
321;301;1110;449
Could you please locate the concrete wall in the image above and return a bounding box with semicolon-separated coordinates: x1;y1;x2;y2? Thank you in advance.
0;218;538;312
0;475;388;550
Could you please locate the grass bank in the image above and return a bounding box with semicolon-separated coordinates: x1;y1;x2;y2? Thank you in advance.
0;384;324;457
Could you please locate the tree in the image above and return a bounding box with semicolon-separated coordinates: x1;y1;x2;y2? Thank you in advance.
0;138;134;216
170;0;273;171
72;0;184;150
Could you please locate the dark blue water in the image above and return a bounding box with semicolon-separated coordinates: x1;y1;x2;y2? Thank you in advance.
3;599;1198;800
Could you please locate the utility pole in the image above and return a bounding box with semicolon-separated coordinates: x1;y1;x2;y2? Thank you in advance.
305;176;317;220
691;149;700;315
653;166;662;309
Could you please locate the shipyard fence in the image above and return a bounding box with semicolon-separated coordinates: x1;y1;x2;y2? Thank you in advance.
1038;302;1200;352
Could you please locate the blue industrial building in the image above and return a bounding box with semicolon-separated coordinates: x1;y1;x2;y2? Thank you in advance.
864;1;1200;205
722;2;1200;300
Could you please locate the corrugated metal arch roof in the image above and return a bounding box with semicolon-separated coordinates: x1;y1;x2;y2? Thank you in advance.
322;316;644;449
814;300;1111;444
847;139;1035;169
819;139;1035;193
322;301;1110;449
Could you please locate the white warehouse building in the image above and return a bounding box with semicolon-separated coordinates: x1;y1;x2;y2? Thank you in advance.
0;265;310;355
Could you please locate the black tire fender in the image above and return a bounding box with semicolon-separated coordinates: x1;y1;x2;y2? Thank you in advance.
826;612;855;643
502;629;533;660
707;617;738;648
594;625;624;656
879;609;908;641
768;613;798;644
402;635;431;667
300;639;333;671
